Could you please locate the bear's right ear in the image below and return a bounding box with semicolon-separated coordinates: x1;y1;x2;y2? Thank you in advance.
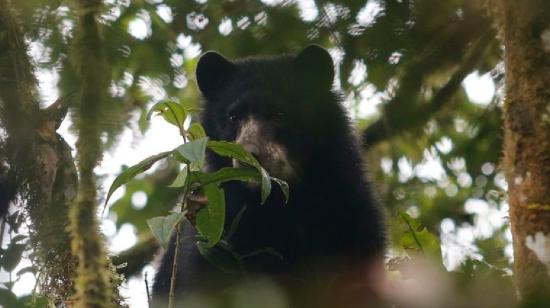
293;45;334;91
196;51;235;98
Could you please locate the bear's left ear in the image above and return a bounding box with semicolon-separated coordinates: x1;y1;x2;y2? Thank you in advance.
293;44;334;91
196;51;236;99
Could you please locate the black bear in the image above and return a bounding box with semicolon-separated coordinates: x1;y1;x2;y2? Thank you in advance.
153;45;386;307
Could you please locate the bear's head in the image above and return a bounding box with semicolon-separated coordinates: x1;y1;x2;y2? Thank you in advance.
196;45;347;182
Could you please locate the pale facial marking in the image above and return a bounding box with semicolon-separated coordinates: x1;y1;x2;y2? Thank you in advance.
233;117;295;180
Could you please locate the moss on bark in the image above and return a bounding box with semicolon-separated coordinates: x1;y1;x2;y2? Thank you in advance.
497;0;550;302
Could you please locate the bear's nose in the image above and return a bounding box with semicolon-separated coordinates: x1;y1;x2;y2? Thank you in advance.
241;142;260;158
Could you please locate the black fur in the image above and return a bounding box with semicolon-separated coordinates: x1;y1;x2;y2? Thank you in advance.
153;45;386;306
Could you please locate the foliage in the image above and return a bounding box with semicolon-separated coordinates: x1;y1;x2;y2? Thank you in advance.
106;100;287;250
104;100;288;304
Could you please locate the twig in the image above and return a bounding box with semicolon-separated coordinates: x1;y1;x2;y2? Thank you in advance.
167;113;194;307
0;215;6;249
401;213;424;254
145;272;151;308
168;225;181;308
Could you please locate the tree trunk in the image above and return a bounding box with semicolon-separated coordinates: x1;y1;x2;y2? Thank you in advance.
497;0;550;302
0;1;78;302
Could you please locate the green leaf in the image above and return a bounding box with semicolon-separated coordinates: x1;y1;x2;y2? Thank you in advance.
10;235;26;244
147;101;187;129
104;151;172;207
171;150;190;164
271;177;289;203
189;167;261;187
147;212;186;250
1;243;25;272
207;140;259;167
259;167;271;204
0;288;18;308
175;137;208;164
188;122;206;140
227;205;247;240
17;295;50;307
399;213;442;262
196;240;241;274
196;183;225;247
239;248;283;261
168;167;188;188
207;141;272;204
16;266;35;277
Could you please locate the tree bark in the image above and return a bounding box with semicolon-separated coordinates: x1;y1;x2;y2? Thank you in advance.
497;0;550;302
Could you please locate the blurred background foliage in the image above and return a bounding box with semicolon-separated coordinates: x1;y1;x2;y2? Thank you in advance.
2;0;516;305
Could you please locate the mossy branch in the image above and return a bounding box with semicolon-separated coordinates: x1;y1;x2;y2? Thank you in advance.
68;0;121;306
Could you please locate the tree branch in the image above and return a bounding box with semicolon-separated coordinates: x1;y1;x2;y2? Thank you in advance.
362;31;495;148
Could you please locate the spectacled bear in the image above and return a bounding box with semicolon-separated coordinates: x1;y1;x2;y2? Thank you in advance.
153;45;386;307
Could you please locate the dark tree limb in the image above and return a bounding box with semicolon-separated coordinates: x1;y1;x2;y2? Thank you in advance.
362;31;495;148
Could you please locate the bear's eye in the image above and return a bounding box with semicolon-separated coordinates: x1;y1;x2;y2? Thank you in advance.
228;114;238;122
274;112;284;120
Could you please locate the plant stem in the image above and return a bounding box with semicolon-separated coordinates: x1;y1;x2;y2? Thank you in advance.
0;217;6;249
167;116;192;307
168;224;181;308
145;272;151;308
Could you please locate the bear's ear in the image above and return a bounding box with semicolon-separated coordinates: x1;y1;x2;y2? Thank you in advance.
293;44;334;91
196;51;236;98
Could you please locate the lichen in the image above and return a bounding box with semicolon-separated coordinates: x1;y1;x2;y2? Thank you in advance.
527;203;550;211
541;27;550;52
525;232;550;275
